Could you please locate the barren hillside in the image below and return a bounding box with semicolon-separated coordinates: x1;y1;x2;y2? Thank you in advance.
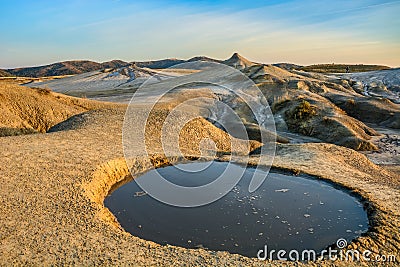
5;60;129;77
0;82;119;136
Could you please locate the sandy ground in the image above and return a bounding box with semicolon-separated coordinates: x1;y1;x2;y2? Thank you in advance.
0;97;399;266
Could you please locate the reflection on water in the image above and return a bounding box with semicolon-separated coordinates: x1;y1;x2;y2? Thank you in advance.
105;161;369;258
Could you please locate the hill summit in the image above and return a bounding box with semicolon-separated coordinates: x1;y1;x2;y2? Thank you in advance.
222;52;255;69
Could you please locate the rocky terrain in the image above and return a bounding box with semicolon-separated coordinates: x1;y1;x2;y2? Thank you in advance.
0;81;399;266
0;53;399;266
27;53;399;152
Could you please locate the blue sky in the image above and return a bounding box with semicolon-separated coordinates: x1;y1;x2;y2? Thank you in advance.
1;0;399;68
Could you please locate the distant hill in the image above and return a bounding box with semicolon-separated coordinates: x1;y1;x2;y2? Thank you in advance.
4;56;224;78
100;60;130;69
273;63;303;70
6;60;129;77
187;56;221;63
0;69;12;77
222;52;256;70
135;56;222;69
299;64;391;73
135;59;186;69
3;54;392;78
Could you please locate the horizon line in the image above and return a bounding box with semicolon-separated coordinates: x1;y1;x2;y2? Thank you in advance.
2;53;398;69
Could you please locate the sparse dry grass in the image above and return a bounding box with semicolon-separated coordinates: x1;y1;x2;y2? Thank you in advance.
288;100;317;120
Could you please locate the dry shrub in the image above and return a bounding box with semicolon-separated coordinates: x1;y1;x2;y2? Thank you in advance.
289;100;317;120
32;87;52;95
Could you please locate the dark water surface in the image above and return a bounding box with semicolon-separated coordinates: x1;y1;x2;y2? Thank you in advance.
105;161;368;258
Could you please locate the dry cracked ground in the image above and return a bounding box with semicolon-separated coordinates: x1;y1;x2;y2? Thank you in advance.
0;56;400;266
